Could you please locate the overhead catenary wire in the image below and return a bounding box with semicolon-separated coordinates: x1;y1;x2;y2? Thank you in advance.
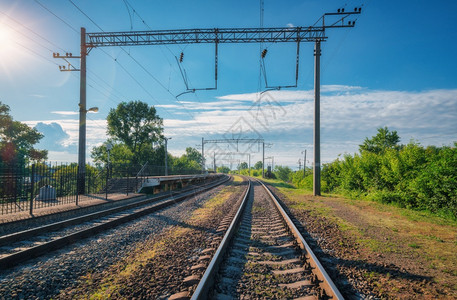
18;1;294;165
33;0;79;34
66;0;208;128
0;9;129;108
0;11;69;54
33;0;181;124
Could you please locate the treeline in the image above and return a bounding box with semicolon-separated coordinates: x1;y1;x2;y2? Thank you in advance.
287;128;457;218
91;100;202;174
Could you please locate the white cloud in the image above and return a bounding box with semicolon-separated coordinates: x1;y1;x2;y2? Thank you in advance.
167;87;457;167
23;87;457;168
29;94;46;98
25;119;108;161
51;111;78;115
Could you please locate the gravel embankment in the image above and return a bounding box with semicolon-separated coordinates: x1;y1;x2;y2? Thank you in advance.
0;181;232;300
62;179;247;299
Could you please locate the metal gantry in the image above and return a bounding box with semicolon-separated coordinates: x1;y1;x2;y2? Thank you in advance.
55;8;361;195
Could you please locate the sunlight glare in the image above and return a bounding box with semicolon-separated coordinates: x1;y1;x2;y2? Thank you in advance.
0;25;16;61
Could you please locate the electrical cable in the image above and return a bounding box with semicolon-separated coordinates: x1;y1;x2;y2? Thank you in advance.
0;11;125;105
0;11;69;54
66;0;206;126
33;0;79;34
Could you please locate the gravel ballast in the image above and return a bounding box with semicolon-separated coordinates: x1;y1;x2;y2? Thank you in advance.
0;180;234;299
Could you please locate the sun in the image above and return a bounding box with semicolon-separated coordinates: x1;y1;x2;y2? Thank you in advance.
0;25;11;43
0;25;14;55
0;24;19;73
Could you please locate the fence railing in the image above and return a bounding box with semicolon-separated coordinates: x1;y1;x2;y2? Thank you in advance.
0;162;202;216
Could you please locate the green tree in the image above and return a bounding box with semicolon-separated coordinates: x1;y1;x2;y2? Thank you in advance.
359;127;400;154
254;161;263;169
91;142;134;165
0;101;47;164
239;162;248;170
182;147;202;165
106;101;163;164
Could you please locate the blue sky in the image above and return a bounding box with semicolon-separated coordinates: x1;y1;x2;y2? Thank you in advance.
0;0;456;169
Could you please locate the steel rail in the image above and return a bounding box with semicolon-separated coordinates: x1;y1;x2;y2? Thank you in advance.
0;175;230;270
191;177;251;300
191;178;343;299
259;179;344;300
0;175;227;246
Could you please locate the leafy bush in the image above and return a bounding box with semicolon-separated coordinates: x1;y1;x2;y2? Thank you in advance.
274;166;292;182
321;131;457;219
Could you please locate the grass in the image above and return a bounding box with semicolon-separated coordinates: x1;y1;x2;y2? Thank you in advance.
408;242;421;249
253;176;299;190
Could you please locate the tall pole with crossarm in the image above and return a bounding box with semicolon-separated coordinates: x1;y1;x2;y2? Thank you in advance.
78;27;87;194
314;40;321;195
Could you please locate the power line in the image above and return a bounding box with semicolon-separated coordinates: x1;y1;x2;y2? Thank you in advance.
67;0;104;32
69;0;204;125
33;0;79;34
66;0;204;125
0;11;68;54
15;41;60;67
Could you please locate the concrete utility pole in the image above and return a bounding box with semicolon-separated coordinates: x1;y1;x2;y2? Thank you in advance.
303;149;307;177
248;153;251;176
262;142;265;178
213;152;216;172
164;137;171;176
313;41;321;196
201;137;205;173
78;27;87;195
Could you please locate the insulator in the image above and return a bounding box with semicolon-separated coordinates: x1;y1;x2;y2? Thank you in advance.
66;53;68;56
348;21;352;25
70;53;72;57
342;8;345;12
353;20;356;26
359;7;362;12
57;53;60;57
179;52;184;62
261;49;268;58
354;7;357;12
337;8;340;13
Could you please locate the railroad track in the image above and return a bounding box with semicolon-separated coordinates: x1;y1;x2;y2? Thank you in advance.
0;175;230;270
173;178;342;299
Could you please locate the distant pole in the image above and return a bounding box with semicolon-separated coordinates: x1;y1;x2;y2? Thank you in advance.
248;153;251;176
201;137;205;173
303;149;307;177
77;27;87;195
213;152;216;171
262;142;265;178
313;40;321;196
164;137;171;176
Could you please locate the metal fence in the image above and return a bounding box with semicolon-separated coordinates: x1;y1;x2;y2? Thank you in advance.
0;162;201;215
